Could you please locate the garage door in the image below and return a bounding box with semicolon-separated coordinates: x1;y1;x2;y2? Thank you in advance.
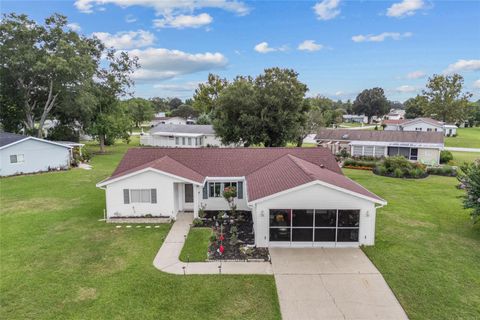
269;209;360;246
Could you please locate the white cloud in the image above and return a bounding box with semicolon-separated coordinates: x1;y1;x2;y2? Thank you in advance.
154;13;212;29
298;40;323;52
67;23;82;32
406;70;426;79
444;59;480;74
125;14;137;23
474;80;480;89
352;32;412;43
124;48;227;81
395;85;417;93
153;82;199;91
92;30;155;49
387;0;425;18
254;42;287;53
313;0;341;20
74;0;250;15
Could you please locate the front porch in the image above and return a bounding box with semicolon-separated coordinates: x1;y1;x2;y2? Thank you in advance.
173;182;201;218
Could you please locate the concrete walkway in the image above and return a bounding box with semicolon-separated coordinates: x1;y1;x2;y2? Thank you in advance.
445;147;480;153
153;212;273;274
270;248;408;320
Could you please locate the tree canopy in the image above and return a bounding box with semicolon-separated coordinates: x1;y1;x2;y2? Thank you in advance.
214;68;309;147
404;95;428;119
353;88;390;122
122;98;155;127
193;73;228;115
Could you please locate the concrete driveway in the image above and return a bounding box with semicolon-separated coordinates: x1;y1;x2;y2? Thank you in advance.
270;248;408;320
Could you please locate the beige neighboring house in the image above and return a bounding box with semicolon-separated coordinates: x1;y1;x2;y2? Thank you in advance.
140;124;224;148
315;129;444;165
383;117;457;136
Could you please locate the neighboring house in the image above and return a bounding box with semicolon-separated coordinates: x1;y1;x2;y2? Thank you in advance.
150;116;196;127
140;124;224;148
315;129;444;165
383;117;457;136
0;132;72;177
97;148;386;247
384;109;406;121
342;115;368;124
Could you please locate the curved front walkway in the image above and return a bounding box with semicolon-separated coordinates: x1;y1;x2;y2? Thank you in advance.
153;212;273;274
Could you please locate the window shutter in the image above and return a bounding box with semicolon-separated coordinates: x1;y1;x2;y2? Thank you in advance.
203;184;208;199
237;181;243;199
123;189;130;204
151;189;157;203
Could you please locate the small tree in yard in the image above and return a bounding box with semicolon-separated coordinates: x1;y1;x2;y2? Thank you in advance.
223;186;237;218
458;161;480;224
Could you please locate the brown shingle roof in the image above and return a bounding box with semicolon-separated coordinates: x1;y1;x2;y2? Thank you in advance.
102;147;384;203
315;129;444;144
246;154;383;202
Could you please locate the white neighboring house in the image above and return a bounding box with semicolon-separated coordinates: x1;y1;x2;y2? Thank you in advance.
383;118;458;136
384;109;406;121
0;132;72;177
342;115;368;124
140;124;224;148
316;129;444;165
150;115;196;127
96;148;386;248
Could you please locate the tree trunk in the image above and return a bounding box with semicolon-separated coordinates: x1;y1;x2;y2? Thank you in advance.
296;136;303;147
99;134;106;153
37;81;59;138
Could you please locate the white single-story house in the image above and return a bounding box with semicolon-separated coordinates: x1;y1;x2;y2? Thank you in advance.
140;124;224;148
342;115;368;124
384;109;405;121
383;117;458;136
150;115;196;127
315;129;444;165
96;148;386;247
0;132;72;177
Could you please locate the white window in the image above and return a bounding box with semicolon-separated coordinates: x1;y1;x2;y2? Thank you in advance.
182;137;186;145
363;146;374;157
130;189;151;203
223;182;237;197
352;146;363;156
374;146;386;157
427;128;432;132
415;127;422;131
209;182;222;197
188;137;192;146
175;137;180;145
10;154;24;164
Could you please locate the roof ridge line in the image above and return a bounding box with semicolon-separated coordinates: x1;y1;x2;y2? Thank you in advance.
287;154;326;181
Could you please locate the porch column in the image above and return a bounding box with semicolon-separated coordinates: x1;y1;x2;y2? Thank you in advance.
193;185;199;218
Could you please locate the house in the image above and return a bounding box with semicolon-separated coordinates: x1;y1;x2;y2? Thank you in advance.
96;147;386;247
342;115;368;124
140;124;224;148
384;109;406;121
0;132;72;177
150;115;196;127
383;117;458;136
315;129;444;165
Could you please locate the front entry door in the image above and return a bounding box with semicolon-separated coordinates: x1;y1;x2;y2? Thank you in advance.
184;184;193;210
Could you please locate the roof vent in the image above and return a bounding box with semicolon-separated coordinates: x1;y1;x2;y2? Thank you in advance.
320;164;325;168
342;134;349;139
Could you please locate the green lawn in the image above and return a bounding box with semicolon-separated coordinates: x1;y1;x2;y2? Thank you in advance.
345;169;480;320
445;127;480;148
0;139;280;320
179;228;212;262
450;151;480;165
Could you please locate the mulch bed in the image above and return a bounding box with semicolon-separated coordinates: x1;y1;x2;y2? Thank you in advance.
193;211;270;262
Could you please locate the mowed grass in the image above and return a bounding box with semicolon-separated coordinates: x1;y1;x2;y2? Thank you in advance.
0;139;280;320
445;127;480;148
450;151;480;165
179;228;212;262
345;169;480;320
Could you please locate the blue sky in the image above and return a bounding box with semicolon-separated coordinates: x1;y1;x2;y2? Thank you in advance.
3;0;480;102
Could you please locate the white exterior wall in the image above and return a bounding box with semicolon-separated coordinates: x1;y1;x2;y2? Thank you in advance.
384;125;400;131
418;148;440;165
140;134;222;147
251;183;377;248
0;139;70;177
402;122;443;132
105;171;187;218
204;135;223;147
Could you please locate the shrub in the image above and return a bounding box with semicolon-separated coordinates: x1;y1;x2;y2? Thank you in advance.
374;156;427;179
343;158;378;169
440;150;454;164
192;218;203;226
427;165;457;177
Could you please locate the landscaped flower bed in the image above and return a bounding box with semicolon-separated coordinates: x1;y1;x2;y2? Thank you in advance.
192;210;269;261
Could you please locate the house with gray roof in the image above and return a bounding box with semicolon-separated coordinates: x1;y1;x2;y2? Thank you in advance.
140;124;225;148
315;129;444;165
0;132;73;177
